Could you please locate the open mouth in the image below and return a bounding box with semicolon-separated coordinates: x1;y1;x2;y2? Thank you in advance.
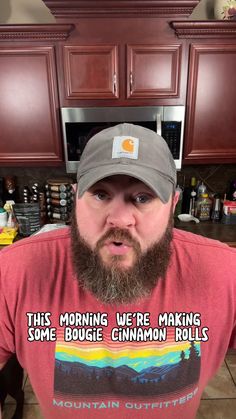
104;240;132;256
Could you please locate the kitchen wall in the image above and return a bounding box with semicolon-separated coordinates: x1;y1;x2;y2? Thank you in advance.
189;0;215;19
0;0;55;24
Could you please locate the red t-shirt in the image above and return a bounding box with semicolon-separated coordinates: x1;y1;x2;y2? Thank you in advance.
0;227;236;418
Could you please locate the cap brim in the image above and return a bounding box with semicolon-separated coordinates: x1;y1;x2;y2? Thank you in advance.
77;164;174;203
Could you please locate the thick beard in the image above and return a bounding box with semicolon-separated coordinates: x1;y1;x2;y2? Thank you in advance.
70;210;173;305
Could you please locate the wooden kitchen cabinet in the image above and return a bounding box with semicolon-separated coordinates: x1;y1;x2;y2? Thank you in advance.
63;45;119;99
0;24;73;165
0;45;62;165
184;43;236;163
171;21;236;164
126;44;181;99
62;43;182;101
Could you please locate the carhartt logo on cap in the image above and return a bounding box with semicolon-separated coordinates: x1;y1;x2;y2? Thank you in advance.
112;136;139;160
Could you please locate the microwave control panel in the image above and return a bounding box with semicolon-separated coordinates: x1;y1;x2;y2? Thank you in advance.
161;121;182;159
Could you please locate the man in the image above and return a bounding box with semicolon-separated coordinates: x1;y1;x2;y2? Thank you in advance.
0;123;235;419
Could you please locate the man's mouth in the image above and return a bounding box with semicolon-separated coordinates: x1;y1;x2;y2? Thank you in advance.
104;240;132;256
95;228;141;261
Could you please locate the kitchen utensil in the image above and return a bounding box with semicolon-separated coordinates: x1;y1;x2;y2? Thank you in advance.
178;214;200;223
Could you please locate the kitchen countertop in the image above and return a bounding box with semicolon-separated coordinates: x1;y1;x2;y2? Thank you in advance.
174;220;236;247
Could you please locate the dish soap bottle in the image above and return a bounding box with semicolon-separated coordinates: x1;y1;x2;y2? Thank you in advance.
196;193;212;221
197;181;207;198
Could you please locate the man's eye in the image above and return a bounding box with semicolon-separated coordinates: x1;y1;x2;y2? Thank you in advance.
93;191;109;201
133;194;152;204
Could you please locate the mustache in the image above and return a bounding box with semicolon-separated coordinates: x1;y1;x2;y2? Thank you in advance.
95;228;141;253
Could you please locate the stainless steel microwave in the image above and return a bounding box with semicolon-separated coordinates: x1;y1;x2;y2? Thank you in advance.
61;106;185;173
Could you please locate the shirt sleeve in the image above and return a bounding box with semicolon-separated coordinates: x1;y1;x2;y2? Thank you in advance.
228;319;236;349
228;247;236;349
0;264;15;364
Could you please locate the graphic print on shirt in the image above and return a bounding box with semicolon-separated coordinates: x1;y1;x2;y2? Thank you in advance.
54;326;201;399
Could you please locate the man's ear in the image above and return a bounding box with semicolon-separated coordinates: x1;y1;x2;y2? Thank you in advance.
172;190;180;213
72;183;77;193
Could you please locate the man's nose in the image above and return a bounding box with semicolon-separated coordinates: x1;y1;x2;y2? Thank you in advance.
106;199;136;229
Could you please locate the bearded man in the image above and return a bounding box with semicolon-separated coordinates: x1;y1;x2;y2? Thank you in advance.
0;124;236;419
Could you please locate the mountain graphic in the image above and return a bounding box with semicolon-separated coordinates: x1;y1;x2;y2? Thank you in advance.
55;359;139;379
133;364;179;383
54;342;201;397
55;359;179;386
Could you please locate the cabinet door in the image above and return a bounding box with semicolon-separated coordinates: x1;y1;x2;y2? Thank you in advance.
127;44;181;98
63;45;119;99
0;46;62;165
184;44;236;163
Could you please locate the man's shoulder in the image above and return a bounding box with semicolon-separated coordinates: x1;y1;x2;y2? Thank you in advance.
0;226;71;260
172;227;236;255
171;229;236;286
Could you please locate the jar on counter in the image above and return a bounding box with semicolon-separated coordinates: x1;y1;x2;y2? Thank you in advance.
0;208;7;227
195;193;212;221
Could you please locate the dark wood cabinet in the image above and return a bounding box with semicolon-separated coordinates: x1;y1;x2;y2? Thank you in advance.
62;42;182;102
56;5;189;107
0;24;73;166
2;8;236;167
126;44;181;99
63;45;119;99
184;43;236;163
171;21;236;164
0;45;62;164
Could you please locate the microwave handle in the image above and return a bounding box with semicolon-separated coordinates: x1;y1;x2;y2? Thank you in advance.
156;113;162;136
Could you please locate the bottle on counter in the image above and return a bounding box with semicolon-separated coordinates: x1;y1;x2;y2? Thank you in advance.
211;194;221;222
229;179;236;201
197;181;207;198
4;176;18;203
6;210;15;228
0;178;4;208
0;208;7;227
22;186;31;203
182;177;197;214
195;193;212;221
189;189;197;216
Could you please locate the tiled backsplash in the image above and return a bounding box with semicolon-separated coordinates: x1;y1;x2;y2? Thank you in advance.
178;164;236;197
0;163;235;198
0;166;76;197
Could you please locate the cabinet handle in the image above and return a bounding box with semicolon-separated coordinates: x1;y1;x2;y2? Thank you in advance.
130;72;133;94
113;73;117;94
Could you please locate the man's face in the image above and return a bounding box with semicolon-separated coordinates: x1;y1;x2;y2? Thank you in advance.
71;175;179;304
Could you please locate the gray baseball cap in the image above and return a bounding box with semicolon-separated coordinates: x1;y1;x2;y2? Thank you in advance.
77;123;176;203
